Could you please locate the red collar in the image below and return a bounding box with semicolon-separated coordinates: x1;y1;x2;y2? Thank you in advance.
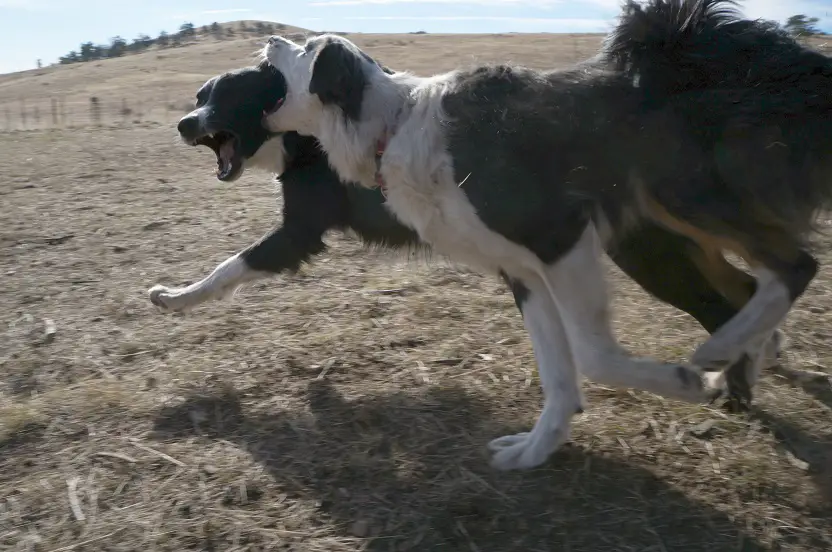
374;106;404;196
375;136;388;195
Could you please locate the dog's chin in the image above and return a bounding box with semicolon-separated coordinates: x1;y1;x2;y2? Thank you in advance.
219;162;246;182
187;130;246;182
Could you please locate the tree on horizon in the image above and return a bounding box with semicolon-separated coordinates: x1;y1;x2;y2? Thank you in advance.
785;14;822;36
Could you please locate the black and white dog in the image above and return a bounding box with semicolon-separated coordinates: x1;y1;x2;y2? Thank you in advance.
251;0;830;469
148;54;784;469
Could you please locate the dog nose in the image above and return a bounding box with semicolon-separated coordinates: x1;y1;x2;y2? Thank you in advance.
177;115;200;139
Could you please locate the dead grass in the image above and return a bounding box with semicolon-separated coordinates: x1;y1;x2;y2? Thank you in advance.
0;26;830;552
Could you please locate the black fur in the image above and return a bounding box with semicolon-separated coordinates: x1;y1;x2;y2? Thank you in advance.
308;37;369;121
604;0;832;239
242;132;422;275
441;64;641;265
178;61;773;407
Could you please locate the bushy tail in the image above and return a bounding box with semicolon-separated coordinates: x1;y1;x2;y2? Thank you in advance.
602;0;831;100
603;0;832;238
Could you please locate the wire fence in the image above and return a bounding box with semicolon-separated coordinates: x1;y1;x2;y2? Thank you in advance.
1;94;192;131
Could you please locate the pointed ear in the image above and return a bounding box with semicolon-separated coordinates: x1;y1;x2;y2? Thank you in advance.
308;39;368;121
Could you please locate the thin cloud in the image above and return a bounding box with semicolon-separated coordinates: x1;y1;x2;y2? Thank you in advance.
202;8;253;15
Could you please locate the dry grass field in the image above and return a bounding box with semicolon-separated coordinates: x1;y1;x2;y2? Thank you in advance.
1;22;831;552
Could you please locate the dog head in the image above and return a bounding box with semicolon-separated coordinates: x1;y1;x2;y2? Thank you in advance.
177;61;288;182
262;34;387;133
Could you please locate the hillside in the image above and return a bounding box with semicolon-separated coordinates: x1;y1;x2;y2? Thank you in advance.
0;22;607;129
2;20;827;131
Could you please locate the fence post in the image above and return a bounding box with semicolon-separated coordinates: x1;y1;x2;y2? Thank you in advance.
90;96;101;127
51;98;58;127
33;105;41;128
19;99;26;129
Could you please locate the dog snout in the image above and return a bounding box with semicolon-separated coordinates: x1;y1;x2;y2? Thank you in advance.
177;115;201;140
267;35;292;48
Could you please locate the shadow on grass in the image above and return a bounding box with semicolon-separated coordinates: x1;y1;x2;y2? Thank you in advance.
751;407;832;508
151;379;790;552
770;364;832;411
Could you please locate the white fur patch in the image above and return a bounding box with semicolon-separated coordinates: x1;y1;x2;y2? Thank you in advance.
246;135;289;176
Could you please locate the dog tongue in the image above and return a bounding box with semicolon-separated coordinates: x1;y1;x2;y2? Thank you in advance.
219;139;235;163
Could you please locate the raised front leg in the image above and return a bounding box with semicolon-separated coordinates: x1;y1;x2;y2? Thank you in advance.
148;225;327;313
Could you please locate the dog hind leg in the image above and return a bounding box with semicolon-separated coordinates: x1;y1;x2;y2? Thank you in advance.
541;224;726;403
609;225;783;407
692;250;816;373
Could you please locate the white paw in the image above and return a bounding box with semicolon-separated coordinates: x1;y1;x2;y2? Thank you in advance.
703;370;728;398
487;427;569;471
148;284;195;313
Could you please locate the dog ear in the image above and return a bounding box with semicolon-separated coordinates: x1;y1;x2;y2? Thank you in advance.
308;39;367;121
260;61;287;115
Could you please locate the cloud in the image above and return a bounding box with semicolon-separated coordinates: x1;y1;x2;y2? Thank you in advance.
202;8;253;15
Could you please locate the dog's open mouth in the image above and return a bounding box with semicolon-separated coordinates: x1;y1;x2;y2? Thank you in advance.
192;131;243;181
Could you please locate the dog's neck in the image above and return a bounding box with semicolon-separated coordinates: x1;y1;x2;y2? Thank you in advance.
316;70;420;190
373;103;406;192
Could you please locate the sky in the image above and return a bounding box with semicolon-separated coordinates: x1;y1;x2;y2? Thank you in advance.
1;0;831;74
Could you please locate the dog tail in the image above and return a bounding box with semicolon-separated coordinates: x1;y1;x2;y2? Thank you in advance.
602;0;829;97
604;0;832;236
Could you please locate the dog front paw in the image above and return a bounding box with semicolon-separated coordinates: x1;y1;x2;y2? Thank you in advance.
148;284;193;313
